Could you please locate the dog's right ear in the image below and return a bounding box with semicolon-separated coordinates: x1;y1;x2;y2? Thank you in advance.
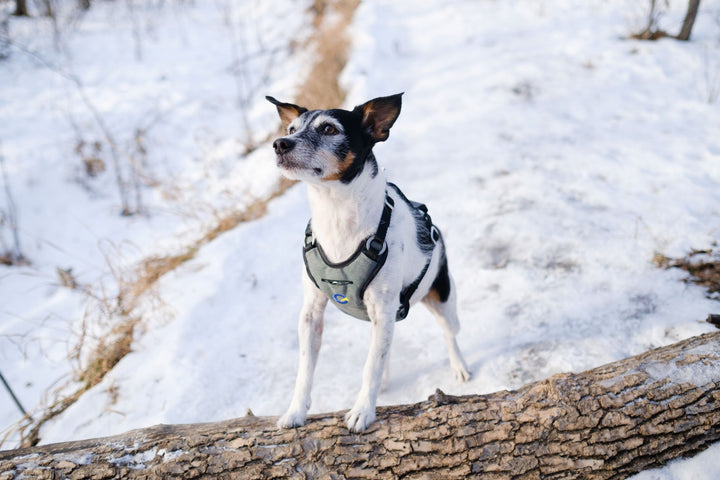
354;93;403;143
266;96;308;127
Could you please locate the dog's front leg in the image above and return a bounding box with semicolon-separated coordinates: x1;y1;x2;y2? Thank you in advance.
345;301;395;432
277;274;328;429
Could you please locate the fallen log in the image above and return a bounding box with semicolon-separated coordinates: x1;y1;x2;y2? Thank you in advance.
1;331;720;480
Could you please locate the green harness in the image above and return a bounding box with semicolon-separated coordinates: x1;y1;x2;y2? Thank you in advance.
302;184;436;321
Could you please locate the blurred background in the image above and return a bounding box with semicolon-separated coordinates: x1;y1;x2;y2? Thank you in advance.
1;1;719;477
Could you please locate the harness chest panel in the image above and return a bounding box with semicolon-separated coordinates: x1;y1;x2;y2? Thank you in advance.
302;185;436;322
303;240;388;321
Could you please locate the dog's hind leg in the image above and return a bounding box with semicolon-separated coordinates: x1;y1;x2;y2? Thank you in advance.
422;270;472;382
277;274;328;429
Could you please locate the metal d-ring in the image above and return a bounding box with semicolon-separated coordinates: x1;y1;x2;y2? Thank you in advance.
366;236;387;256
430;225;440;243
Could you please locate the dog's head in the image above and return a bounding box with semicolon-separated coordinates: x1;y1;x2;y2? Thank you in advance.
266;94;402;184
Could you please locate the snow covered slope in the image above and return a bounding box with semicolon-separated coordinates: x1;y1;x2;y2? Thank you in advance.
3;0;720;476
0;0;310;445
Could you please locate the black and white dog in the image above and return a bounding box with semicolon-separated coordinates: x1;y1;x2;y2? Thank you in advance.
267;93;470;432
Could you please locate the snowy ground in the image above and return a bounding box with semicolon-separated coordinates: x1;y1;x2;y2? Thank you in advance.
0;0;310;445
3;0;720;477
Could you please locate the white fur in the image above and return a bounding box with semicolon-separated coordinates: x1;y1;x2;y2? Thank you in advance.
277;159;471;433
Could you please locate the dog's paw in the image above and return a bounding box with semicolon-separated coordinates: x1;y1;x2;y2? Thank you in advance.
452;361;472;382
454;365;472;382
344;406;376;432
277;410;307;429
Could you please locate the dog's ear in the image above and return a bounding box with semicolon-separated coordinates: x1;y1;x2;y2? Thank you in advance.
266;96;308;127
354;93;403;143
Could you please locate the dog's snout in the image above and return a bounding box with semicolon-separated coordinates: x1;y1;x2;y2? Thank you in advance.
273;138;295;155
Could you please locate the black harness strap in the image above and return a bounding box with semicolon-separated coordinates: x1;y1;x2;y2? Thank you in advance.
386;182;437;320
304;193;394;259
365;194;394;261
397;260;431;320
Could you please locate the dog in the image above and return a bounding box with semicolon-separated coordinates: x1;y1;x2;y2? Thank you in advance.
266;93;471;432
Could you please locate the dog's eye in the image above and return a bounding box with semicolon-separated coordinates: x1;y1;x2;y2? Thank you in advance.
320;124;338;135
287;126;296;135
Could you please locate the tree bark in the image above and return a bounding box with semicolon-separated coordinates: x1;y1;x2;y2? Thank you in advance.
1;332;720;479
13;0;29;17
677;0;701;41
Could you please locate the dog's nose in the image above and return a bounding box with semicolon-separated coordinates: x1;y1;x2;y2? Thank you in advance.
273;138;295;154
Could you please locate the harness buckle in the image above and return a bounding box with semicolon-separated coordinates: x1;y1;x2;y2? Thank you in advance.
365;236;387;259
304;221;315;248
430;225;440;243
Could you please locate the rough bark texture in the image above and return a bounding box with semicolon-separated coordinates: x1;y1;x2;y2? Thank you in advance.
2;332;720;479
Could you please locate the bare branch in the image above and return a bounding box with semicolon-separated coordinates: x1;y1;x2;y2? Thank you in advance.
0;140;27;265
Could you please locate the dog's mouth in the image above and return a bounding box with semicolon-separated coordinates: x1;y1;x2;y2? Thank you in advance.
276;155;323;176
276;155;300;170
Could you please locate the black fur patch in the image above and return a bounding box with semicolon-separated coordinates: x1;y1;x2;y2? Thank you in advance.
339;150;378;184
322;109;379;184
431;252;451;303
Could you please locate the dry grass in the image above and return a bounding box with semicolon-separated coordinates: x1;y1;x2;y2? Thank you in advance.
200;177;296;245
295;0;360;109
0;252;29;266
78;318;140;391
630;29;670;41
15;316;140;447
18;390;84;448
655;247;720;298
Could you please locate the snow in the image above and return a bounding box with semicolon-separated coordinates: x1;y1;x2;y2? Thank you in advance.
2;0;720;477
631;444;720;480
0;0;310;445
109;447;157;469
645;343;720;388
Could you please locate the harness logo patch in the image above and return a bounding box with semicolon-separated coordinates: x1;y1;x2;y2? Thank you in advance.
333;294;350;304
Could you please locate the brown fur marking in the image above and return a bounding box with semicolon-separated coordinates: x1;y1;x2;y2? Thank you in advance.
360;98;401;142
322;151;355;182
424;287;442;304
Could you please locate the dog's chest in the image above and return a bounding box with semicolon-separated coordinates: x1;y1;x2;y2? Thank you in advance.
307;197;383;263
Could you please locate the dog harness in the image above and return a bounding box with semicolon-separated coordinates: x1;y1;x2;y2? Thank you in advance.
303;184;437;321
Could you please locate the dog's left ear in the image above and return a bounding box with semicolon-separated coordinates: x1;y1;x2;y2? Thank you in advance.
266;96;308;127
354;93;403;143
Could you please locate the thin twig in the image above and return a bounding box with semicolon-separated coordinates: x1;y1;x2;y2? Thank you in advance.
0;140;26;264
0;370;30;418
0;37;132;215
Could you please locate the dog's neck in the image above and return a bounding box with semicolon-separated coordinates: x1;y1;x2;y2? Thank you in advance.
306;160;387;263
